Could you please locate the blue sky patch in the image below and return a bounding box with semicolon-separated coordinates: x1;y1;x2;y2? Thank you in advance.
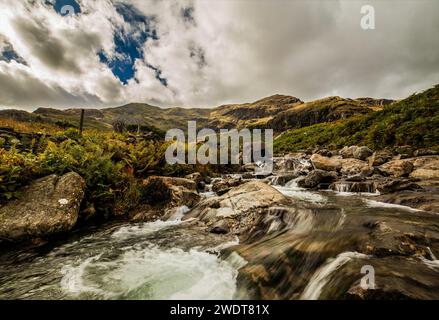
53;0;81;16
0;44;26;65
98;3;167;86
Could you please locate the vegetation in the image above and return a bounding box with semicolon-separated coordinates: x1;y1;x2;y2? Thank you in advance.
274;85;439;153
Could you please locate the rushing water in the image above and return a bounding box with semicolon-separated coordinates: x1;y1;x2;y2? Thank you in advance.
1;176;438;300
0;207;240;300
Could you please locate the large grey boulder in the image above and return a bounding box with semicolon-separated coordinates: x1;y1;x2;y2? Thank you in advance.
185;181;290;237
0;172;85;241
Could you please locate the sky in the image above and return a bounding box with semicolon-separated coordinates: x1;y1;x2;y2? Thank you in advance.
0;0;438;110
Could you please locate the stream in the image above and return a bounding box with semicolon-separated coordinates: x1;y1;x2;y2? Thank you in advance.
0;176;438;300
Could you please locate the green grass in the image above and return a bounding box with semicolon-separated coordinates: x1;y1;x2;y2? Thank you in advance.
274;84;439;153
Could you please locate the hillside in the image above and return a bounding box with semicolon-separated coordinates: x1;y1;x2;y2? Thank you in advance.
274;85;439;153
101;103;211;132
267;96;393;132
207;95;303;129
0;92;406;138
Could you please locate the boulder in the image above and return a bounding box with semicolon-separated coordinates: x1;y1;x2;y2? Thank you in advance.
271;173;299;186
379;160;413;177
368;151;393;167
310;154;342;172
212;177;243;195
375;178;422;194
0;172;85;241
340;146;373;160
297;170;338;189
185;181;290;237
339;146;357;159
340;158;371;176
131;176;200;221
411;169;439;180
412;156;439;170
375;191;439;212
185;172;203;184
352;146;373;161
410;156;439;179
273;153;312;173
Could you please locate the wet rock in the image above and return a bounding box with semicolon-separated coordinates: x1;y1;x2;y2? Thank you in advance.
339;146;357;159
298;170;338;189
242;172;254;179
185;172;203;184
379;160;414;177
132;176;200;221
368;151;393;167
410;156;439;179
353;146;373;161
410;169;439;180
273;153;312;173
210;220;230;234
375;178;422;194
0;172;86;241
310;154;342;172
271;173;299;186
375;191;439;213
339;146;373;160
340;158;372;177
314;148;334;157
185;181;290;237
242;163;258;172
344;256;439;300
212;177;243;195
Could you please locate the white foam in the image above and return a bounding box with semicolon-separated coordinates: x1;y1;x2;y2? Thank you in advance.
364;199;425;212
274;185;327;204
60;246;238;300
111;220;182;240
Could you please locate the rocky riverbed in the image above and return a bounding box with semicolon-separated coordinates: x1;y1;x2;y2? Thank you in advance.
0;146;439;299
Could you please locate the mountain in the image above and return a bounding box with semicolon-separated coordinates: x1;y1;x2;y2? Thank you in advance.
101;103;211;132
274;84;439;153
206;95;303;129
0;93;396;135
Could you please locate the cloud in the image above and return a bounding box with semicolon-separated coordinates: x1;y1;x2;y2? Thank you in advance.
0;0;438;109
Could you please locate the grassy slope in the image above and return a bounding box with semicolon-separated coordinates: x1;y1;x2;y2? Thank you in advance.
274;85;439;153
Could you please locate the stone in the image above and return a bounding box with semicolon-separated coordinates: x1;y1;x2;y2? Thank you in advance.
297;170;338;189
310;154;342;172
379;160;414;177
352;146;373;161
368;151;393;166
132;176;201;221
339;146;357;159
185;181;290;236
212;177;243;195
0;172;85;241
375;178;422;194
340;158;371;176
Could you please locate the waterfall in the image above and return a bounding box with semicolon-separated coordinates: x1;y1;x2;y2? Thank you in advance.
334;183;350;193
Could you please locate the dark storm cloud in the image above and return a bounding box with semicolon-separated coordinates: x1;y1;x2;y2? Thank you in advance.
0;0;438;109
0;64;101;108
12;17;82;74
